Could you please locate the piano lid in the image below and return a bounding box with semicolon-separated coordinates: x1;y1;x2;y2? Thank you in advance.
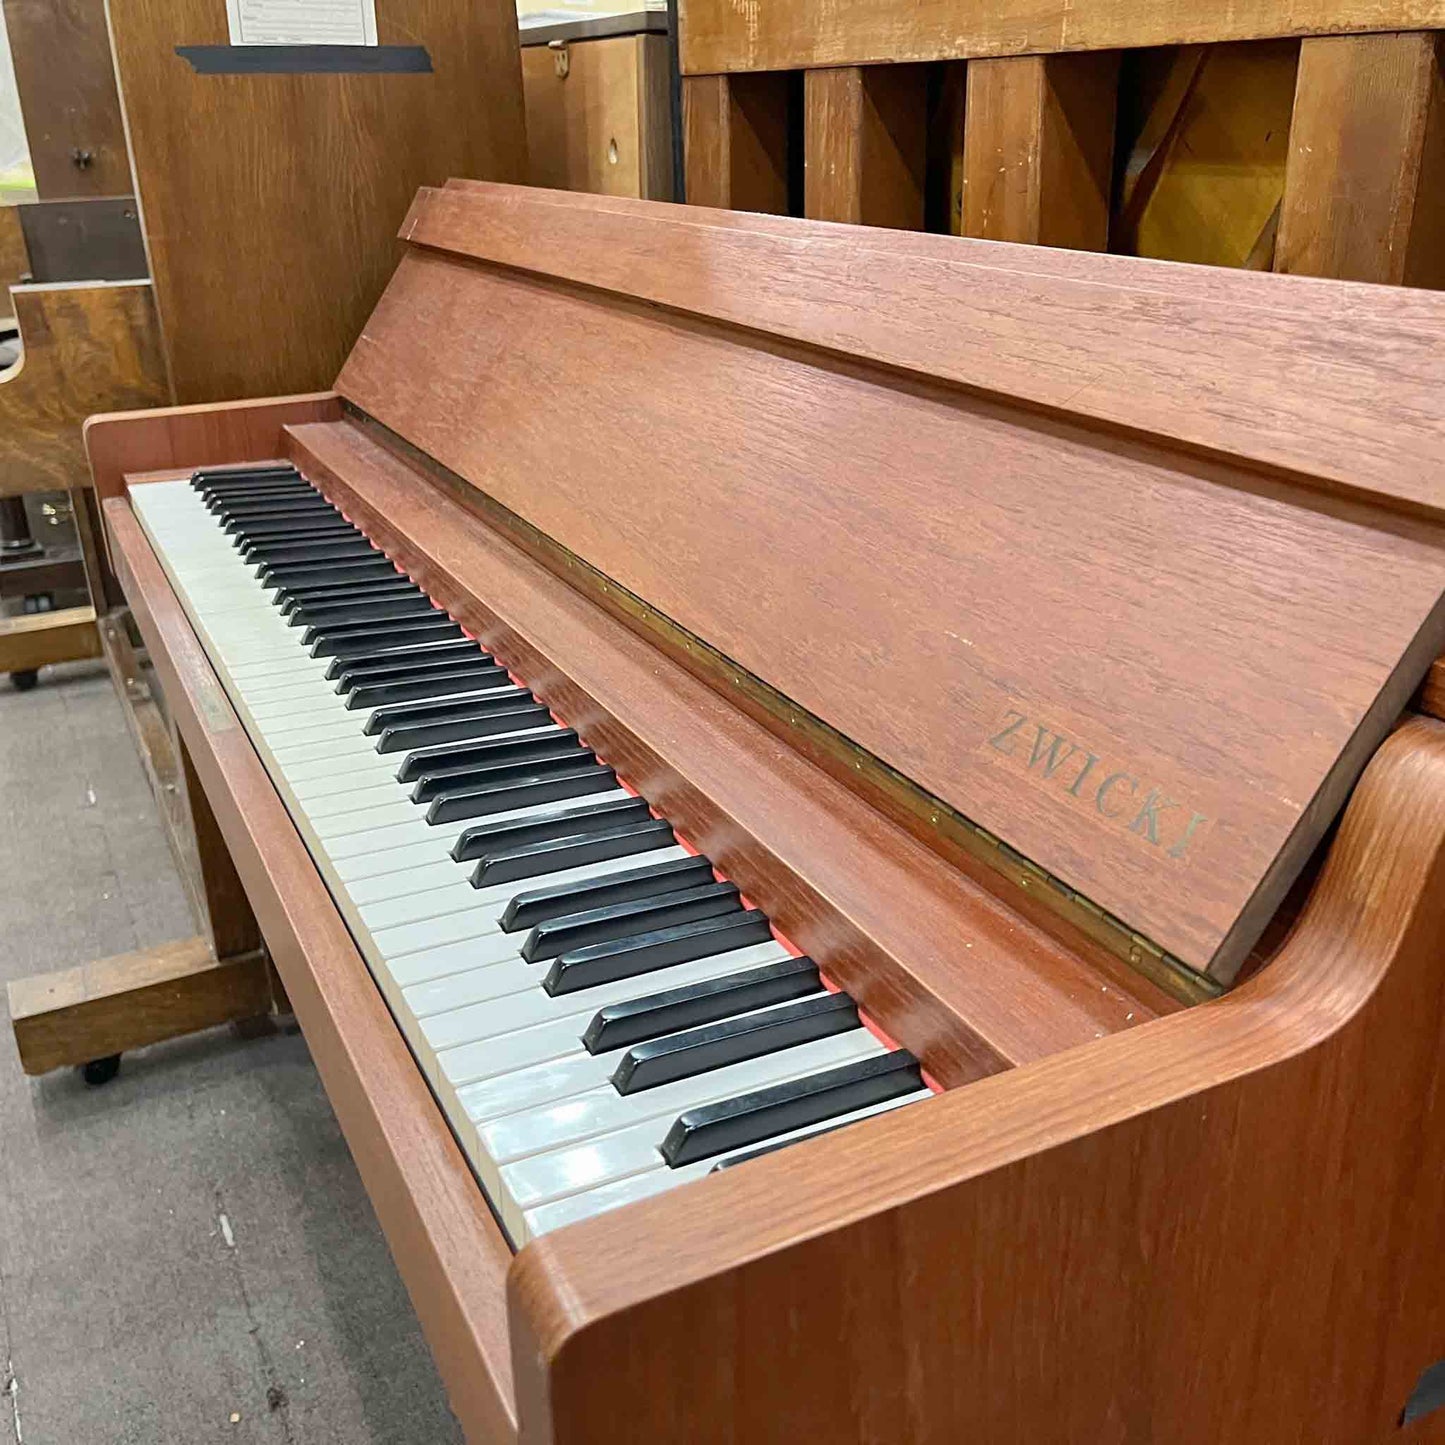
335;182;1445;984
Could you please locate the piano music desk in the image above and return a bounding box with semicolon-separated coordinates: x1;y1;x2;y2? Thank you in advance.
16;187;1445;1441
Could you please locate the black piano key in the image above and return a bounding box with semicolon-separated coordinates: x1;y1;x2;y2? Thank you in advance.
334;643;490;692
582;955;821;1054
397;727;582;783
344;662;508;708
280;577;421;617
542;909;773;997
237;520;361;551
500;854;713;933
522;880;740;964
290;594;437;629
412;748;596;804
424;762;618;824
310;616;462;658
222;500;340;529
450;795;649;863
611;991;859;1095
245;539;378;567
363;685;534;735
302;609;450;647
192;469;299;492
323;637;483;680
374;702;552;754
192;463;299;483
206;485;315;511
471;817;676;889
660;1049;924;1167
264;558;398;591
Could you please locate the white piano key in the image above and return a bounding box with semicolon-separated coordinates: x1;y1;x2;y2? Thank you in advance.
470;1031;883;1184
516;1089;932;1242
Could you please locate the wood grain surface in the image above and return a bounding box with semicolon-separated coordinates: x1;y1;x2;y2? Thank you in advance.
105;491;519;1445
961;51;1119;248
344;187;1445;978
7;936;269;1075
511;715;1445;1444
105;0;527;403
802;66;926;227
2;0;130;198
678;0;1445;74
406;183;1445;518
0;281;168;498
0;604;99;671
0;206;28;322
523;35;674;200
682;73;790;212
1277;31;1445;287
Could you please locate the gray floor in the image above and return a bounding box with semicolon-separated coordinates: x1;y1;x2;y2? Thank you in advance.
0;660;464;1445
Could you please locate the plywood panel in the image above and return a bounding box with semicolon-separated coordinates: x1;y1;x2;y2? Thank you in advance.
342;193;1445;979
2;0;130;199
105;0;527;403
523;35;674;199
1115;41;1299;269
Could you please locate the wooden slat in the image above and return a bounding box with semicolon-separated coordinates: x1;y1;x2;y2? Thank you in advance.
2;0;130;199
7;937;270;1075
411;182;1445;519
802;66;926;227
350;187;1445;980
103;492;518;1444
682;73;790;212
105;0;527;403
289;416;1174;1084
512;716;1445;1444
1277;31;1445;287
961;51;1119;248
678;0;1445;74
0;604;100;672
0;281;169;498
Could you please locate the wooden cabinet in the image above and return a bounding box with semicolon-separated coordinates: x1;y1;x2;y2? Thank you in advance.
523;32;675;199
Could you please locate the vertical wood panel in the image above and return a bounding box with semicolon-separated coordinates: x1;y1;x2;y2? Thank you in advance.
106;0;527;404
683;72;790;212
2;0;131;199
1277;31;1445;286
962;51;1120;248
803;66;927;227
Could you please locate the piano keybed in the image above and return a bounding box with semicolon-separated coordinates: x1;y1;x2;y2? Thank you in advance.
132;463;931;1245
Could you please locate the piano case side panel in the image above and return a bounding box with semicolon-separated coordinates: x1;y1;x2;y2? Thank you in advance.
103;491;520;1445
336;204;1445;982
510;716;1445;1445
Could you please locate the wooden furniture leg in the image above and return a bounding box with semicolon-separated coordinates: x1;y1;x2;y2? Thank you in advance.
7;644;281;1078
961;51;1121;248
683;72;791;212
803;66;927;227
1276;31;1445;286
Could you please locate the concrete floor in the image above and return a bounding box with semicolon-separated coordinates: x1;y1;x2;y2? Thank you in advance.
0;659;464;1444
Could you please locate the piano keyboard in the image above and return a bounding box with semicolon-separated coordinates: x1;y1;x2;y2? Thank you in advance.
132;465;931;1245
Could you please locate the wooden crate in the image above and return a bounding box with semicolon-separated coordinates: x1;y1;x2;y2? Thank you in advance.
522;25;675;199
678;3;1445;286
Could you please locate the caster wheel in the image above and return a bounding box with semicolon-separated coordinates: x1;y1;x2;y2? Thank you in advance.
80;1054;121;1087
10;669;38;692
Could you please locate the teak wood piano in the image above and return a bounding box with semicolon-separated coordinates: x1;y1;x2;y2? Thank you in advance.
75;184;1445;1441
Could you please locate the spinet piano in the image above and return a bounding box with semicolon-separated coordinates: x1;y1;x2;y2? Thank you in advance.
83;183;1445;1442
